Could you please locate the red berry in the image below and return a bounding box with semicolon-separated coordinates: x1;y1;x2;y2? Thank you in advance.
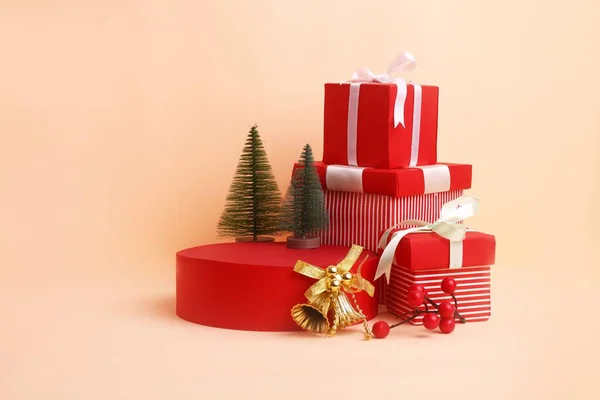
422;313;440;330
439;318;455;334
407;289;425;308
409;284;426;295
438;301;455;319
372;321;390;338
441;278;457;294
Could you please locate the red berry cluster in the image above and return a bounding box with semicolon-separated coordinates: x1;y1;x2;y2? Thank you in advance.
371;277;466;339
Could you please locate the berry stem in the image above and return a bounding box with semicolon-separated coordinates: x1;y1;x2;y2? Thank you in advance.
387;293;468;331
391;310;416;320
425;296;439;308
388;308;440;329
389;311;421;328
426;295;467;323
451;294;467;324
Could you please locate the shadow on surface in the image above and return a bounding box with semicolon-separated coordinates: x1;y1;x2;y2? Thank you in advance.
136;295;180;322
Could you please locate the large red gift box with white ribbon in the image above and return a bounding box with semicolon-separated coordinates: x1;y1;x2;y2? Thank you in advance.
292;161;473;252
310;161;472;197
323;82;439;169
379;231;496;324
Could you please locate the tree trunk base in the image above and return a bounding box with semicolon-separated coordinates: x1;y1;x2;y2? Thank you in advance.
235;236;276;243
286;236;321;249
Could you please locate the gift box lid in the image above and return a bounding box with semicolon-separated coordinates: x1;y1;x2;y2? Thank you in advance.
389;231;496;271
293;161;472;198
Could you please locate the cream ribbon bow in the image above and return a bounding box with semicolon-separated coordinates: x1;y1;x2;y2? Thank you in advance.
374;196;480;283
348;51;417;128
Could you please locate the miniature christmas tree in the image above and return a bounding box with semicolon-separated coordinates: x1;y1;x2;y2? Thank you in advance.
280;143;329;249
217;125;282;242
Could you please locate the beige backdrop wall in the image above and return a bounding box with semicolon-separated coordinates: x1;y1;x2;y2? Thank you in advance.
1;1;598;277
2;2;600;399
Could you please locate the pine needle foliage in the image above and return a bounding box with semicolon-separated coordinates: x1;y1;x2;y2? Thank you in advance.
280;144;328;238
217;125;282;240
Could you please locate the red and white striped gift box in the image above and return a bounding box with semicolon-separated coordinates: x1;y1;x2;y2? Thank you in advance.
386;265;492;324
321;189;464;252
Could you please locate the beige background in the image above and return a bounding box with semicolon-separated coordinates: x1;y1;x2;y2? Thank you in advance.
1;1;598;399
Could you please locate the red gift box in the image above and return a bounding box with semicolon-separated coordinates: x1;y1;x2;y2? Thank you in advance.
379;231;496;271
386;266;493;324
176;242;379;331
323;82;439;169
322;190;465;252
294;161;472;198
379;230;496;324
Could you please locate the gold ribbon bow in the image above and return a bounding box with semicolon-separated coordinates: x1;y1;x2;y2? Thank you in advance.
290;245;375;338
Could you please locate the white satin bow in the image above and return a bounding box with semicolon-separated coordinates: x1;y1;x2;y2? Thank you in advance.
349;51;417;128
374;196;480;283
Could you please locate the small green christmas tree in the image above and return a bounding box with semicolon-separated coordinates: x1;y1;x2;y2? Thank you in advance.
280;143;329;249
217;125;282;242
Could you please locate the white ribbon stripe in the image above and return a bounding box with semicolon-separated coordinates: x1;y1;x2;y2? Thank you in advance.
325;165;365;193
409;84;422;167
374;195;480;283
346;83;361;166
324;163;451;195
345;51;420;166
449;240;464;269
416;164;451;194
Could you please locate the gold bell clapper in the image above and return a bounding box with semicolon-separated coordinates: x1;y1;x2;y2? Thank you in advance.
290;245;375;339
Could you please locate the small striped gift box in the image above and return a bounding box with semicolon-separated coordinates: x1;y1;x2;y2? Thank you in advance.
386;265;492;324
377;227;496;323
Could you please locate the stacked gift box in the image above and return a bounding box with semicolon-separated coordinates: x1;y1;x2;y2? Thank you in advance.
292;52;496;323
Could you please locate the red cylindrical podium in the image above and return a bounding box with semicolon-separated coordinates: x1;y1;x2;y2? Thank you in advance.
176;242;379;331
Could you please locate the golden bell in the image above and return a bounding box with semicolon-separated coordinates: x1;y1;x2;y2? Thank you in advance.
291;245;375;337
332;291;366;329
291;292;332;333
